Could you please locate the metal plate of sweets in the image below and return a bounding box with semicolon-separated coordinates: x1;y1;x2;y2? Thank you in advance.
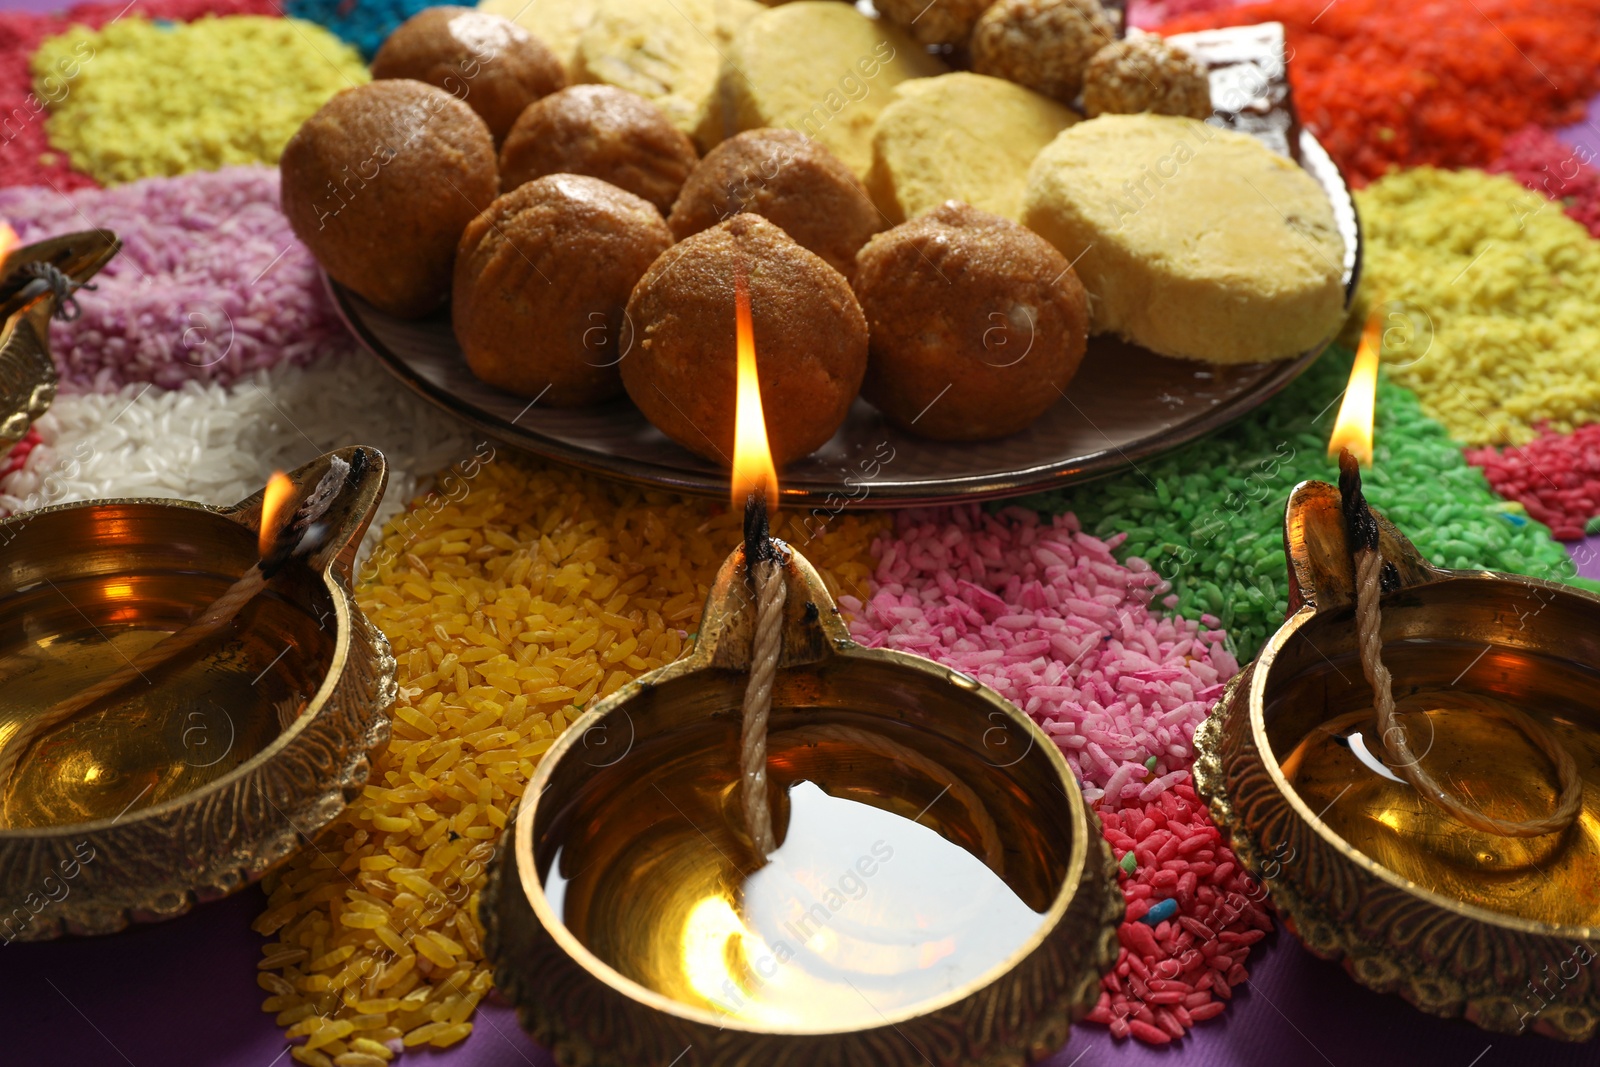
332;23;1360;507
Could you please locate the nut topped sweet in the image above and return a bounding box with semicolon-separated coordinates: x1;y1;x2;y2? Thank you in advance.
971;0;1117;104
499;85;698;213
854;201;1089;441
622;213;868;467
371;7;565;145
667;128;880;278
1082;34;1212;120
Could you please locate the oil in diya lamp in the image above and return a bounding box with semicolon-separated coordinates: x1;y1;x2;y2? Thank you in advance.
0;223;121;452
1195;314;1600;1040
482;275;1122;1066
0;447;396;940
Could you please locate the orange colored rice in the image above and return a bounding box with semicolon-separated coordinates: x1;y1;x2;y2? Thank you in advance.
251;455;883;1061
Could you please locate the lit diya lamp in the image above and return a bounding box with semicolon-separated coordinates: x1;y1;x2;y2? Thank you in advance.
1195;314;1600;1039
0;447;395;939
0;223;120;453
482;278;1121;1065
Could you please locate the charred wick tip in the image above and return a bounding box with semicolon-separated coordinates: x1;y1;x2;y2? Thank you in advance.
743;491;772;571
1338;448;1380;554
1380;561;1401;594
346;447;367;485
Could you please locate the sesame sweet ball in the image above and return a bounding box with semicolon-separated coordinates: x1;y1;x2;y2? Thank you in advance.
971;0;1118;105
1082;34;1212;120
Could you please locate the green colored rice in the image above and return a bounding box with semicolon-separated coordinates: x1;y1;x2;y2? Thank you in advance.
1025;346;1594;661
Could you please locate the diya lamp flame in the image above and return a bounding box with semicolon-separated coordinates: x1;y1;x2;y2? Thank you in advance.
1316;342;1583;838
259;471;295;559
732;269;779;564
0;221;18;263
1327;309;1381;467
0;453;365;787
729;268;786;859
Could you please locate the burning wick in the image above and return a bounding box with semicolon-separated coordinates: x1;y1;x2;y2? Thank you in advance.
1337;448;1582;837
739;493;785;859
0;451;366;786
731;266;783;859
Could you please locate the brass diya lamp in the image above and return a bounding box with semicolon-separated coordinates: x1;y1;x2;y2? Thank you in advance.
482;279;1122;1066
1195;319;1600;1040
0;446;397;940
0;224;121;451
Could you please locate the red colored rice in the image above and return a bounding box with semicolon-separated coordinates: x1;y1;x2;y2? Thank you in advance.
1487;124;1600;238
1163;0;1600;184
1087;776;1273;1044
1467;423;1600;540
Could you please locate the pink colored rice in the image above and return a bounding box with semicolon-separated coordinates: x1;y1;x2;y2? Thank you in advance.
0;166;351;390
845;506;1239;804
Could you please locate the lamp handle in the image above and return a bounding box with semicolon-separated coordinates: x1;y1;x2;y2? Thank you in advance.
1282;478;1440;615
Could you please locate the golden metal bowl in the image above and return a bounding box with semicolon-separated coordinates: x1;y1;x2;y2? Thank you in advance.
1195;478;1600;1040
0;447;396;941
482;543;1122;1066
1;229;121;452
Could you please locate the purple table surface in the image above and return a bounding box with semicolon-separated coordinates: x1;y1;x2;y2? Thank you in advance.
4;0;1600;1059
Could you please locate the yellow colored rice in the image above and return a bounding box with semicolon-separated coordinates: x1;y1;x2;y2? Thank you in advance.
1353;167;1600;447
253;456;884;1056
33;16;367;185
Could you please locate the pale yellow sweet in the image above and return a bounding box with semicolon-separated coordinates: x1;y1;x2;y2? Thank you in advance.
713;0;763;44
478;0;599;79
712;2;946;177
573;0;722;136
1022;114;1346;364
867;72;1077;224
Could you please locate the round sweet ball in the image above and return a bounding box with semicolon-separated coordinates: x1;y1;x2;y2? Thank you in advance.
281;80;498;318
971;0;1116;104
499;85;697;215
668;128;881;279
453;174;673;406
1082;35;1211;120
875;0;991;46
372;7;565;145
622;214;867;467
853;201;1088;441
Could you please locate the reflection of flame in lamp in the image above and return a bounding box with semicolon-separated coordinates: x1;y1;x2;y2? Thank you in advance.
0;458;362;787
731;269;778;515
1327;310;1382;466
